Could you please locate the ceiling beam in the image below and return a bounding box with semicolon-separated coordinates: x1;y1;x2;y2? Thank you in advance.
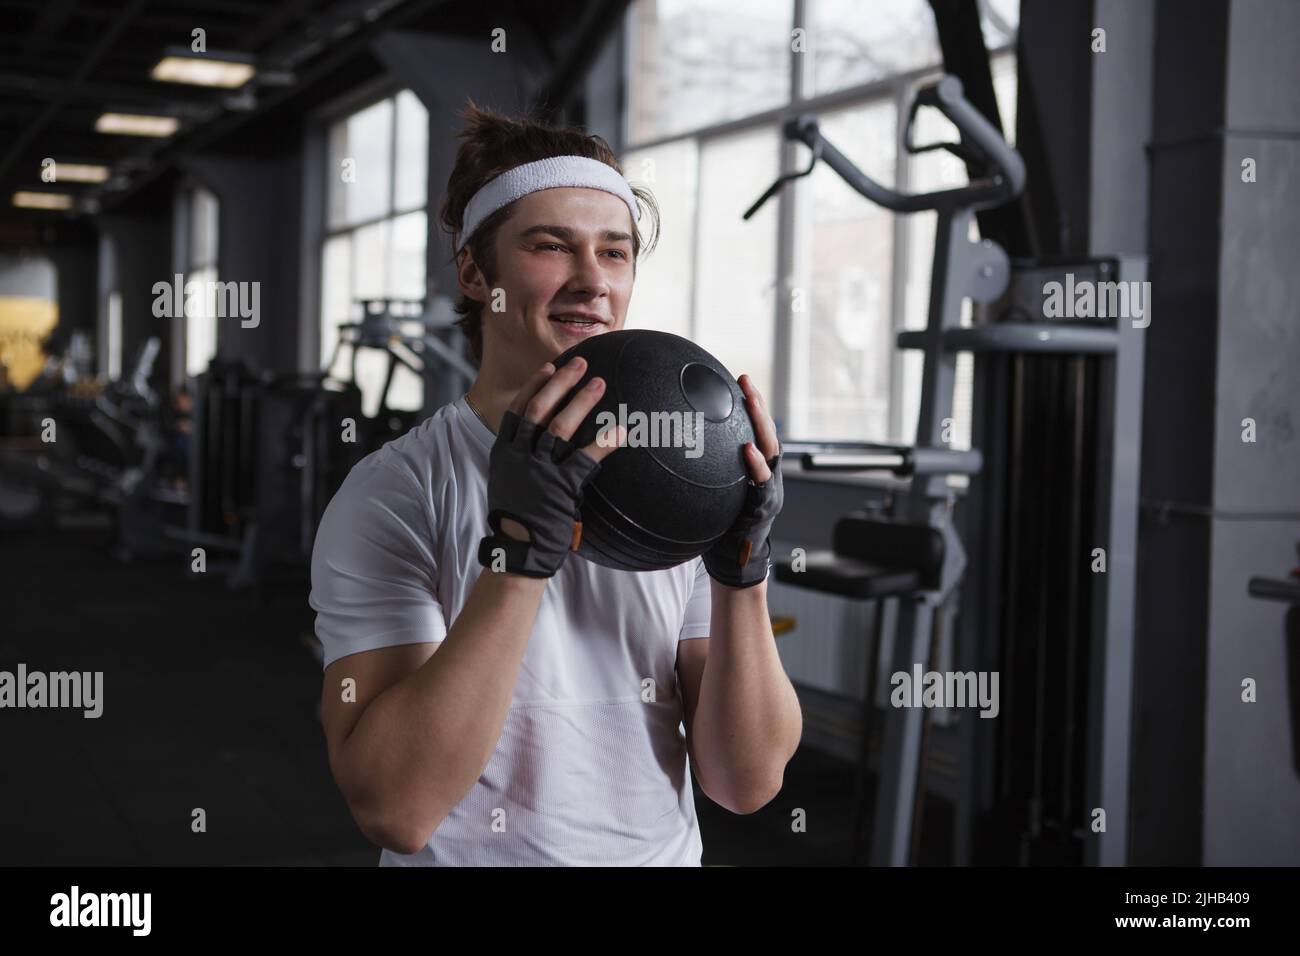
0;0;151;181
239;0;325;51
98;0;450;210
532;0;632;122
0;72;214;112
156;0;270;17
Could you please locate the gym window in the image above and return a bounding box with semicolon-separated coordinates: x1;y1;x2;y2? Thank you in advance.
622;0;1017;447
319;89;429;417
184;186;220;379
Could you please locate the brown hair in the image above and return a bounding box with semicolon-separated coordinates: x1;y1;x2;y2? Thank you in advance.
438;101;660;364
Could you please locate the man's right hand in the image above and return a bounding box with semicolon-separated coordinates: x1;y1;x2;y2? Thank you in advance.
479;356;626;574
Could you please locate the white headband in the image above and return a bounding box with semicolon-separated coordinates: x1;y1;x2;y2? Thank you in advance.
458;155;640;253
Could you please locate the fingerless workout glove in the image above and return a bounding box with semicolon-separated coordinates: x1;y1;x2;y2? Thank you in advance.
701;452;785;589
477;410;602;578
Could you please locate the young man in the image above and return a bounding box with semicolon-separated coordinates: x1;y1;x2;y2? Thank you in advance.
310;105;802;866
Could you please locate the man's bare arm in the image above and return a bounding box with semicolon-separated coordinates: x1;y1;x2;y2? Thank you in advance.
321;569;546;854
684;578;802;814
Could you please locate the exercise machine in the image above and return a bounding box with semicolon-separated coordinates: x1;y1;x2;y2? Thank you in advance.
0;336;186;552
747;75;1022;866
749;74;1145;867
184;297;477;590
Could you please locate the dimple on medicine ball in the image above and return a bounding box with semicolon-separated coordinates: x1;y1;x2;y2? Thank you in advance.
552;329;756;572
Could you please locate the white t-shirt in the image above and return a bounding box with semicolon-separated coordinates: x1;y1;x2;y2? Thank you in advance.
309;395;711;866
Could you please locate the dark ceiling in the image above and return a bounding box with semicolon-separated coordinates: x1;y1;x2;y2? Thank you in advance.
0;0;619;233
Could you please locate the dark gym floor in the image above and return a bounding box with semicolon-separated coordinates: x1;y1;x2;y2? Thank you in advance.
0;511;922;867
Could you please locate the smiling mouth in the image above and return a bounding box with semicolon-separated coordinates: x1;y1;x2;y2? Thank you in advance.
549;314;604;328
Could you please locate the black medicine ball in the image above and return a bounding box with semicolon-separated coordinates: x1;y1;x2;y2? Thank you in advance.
552;329;756;572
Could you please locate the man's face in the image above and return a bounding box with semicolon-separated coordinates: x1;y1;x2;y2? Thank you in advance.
460;186;635;380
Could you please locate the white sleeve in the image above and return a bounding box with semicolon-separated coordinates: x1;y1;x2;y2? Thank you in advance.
678;557;712;641
309;457;448;670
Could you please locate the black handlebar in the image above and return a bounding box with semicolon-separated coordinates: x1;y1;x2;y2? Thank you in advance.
1249;576;1300;604
781;440;983;478
745;75;1025;220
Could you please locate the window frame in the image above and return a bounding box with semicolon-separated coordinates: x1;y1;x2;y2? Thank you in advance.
322;94;429;248
301;76;399;370
622;0;1015;445
180;183;220;379
310;83;430;414
321;89;429;326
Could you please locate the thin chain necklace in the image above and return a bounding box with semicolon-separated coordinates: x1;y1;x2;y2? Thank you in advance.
464;392;494;434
